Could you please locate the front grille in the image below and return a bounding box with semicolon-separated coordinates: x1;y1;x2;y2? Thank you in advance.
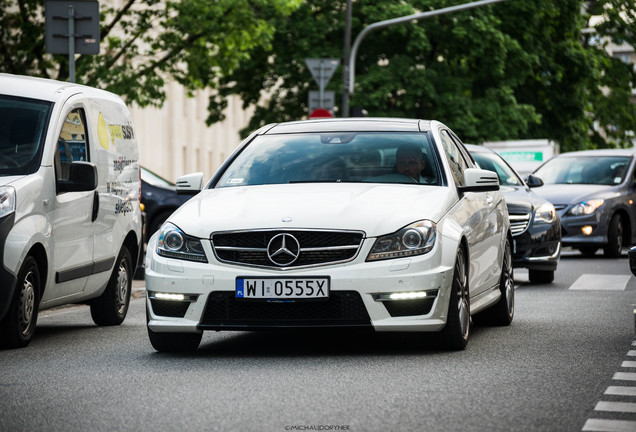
199;291;371;329
212;230;364;268
509;213;531;236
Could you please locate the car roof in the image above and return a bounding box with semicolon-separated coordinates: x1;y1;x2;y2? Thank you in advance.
556;148;636;158
261;118;434;134
0;73;117;103
464;144;495;153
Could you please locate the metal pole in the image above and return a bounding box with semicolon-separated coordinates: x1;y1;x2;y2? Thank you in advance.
342;0;352;117
68;5;75;83
348;0;511;94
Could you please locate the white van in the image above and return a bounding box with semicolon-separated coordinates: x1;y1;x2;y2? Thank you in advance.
0;74;142;348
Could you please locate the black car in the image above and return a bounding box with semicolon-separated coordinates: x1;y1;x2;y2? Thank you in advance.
467;145;561;283
532;149;636;258
141;167;192;242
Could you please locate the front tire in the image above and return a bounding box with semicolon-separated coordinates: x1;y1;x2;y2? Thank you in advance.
440;244;470;350
473;237;515;326
529;269;554;284
604;214;623;258
90;247;132;326
0;256;40;349
148;327;202;352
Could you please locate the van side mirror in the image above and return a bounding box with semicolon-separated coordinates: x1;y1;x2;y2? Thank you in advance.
176;172;205;195
458;168;500;193
525;174;544;188
58;161;98;193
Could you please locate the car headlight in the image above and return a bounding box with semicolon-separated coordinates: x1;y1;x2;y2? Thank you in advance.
533;202;557;224
0;186;16;218
367;220;436;261
568;199;604;216
157;223;207;263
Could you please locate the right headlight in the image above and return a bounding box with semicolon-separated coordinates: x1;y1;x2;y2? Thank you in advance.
533;202;557;224
157;223;207;263
568;199;604;216
0;186;16;218
367;220;436;261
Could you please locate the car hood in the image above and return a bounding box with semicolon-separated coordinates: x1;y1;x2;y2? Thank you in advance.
531;184;615;205
168;183;456;238
0;175;26;186
501;185;547;213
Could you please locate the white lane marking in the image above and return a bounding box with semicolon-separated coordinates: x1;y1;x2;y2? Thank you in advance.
613;372;636;381
569;274;630;291
595;401;636;413
605;386;636;396
583;419;636;432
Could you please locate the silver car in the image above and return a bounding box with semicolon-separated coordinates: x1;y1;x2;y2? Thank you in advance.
532;148;636;257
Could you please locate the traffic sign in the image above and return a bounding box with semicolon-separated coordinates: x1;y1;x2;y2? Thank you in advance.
305;58;340;92
45;1;100;55
309;108;334;119
308;90;335;113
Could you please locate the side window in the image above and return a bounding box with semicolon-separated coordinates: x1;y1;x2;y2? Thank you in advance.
55;108;89;182
439;130;469;187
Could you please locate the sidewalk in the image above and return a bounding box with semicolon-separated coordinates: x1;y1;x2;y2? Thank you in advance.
132;279;146;299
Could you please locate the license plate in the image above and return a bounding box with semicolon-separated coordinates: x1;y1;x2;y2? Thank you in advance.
236;276;330;300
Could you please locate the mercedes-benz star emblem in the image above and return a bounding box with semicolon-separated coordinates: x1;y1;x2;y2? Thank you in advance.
267;233;300;266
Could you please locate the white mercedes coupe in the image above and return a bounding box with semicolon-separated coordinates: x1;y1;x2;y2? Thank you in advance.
145;118;514;352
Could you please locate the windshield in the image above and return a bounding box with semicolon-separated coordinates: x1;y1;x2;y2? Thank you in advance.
215;132;442;187
0;95;52;176
534;155;630;185
471;151;522;186
141;166;175;189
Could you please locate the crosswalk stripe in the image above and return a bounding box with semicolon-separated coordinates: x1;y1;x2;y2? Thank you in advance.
605;386;636;396
583;418;636;432
627;350;636;357
613;372;636;381
622;361;636;368
569;274;630;291
595;401;636;413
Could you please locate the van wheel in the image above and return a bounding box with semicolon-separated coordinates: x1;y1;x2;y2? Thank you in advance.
90;247;132;326
0;256;40;349
148;327;202;352
439;244;470;350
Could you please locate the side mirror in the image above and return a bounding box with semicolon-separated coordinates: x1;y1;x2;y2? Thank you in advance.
525;174;544;188
458;168;500;193
176;172;205;195
58;161;98;193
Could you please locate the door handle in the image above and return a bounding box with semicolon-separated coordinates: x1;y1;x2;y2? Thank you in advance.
91;191;99;222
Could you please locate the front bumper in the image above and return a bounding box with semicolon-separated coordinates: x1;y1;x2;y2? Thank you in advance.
145;238;455;334
0;212;17;321
559;212;608;248
512;221;561;271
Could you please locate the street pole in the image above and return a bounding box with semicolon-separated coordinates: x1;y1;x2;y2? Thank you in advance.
68;5;75;83
347;0;511;95
342;0;352;117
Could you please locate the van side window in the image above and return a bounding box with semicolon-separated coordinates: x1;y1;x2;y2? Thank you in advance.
55;108;89;181
440;130;469;187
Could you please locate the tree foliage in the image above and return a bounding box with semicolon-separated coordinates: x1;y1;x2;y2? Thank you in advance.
0;0;301;108
214;0;636;151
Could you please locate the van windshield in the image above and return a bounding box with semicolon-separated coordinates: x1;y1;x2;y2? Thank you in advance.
0;95;52;176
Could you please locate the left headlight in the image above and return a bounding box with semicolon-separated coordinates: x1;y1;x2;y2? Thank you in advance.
0;186;16;218
157;223;208;263
533;202;557;224
367;220;436;261
568;199;604;216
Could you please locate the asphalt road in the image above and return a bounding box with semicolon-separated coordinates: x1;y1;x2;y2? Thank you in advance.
1;249;636;432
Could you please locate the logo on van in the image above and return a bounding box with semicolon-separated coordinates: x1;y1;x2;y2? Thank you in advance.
98;112;110;150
